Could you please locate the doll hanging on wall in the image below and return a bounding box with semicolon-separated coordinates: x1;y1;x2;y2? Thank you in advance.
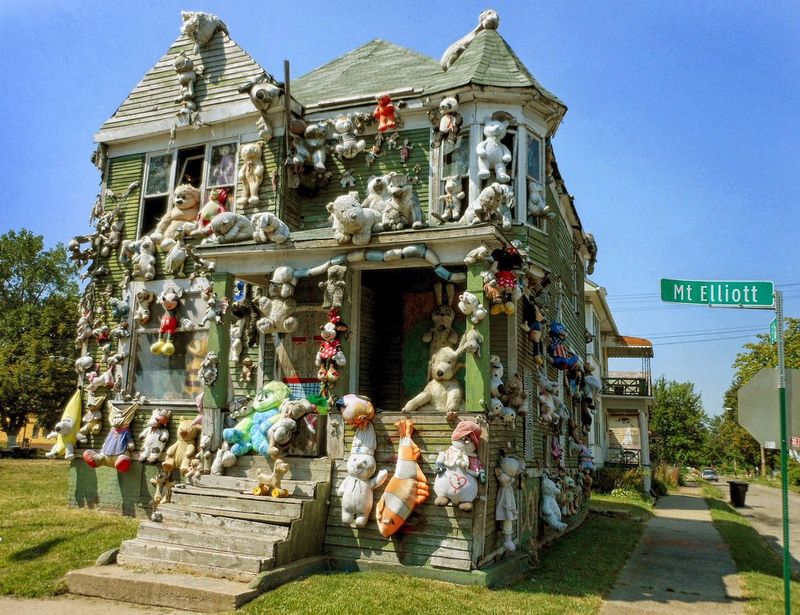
151;283;183;356
490;246;523;315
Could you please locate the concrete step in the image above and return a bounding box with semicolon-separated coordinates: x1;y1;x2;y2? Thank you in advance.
169;489;304;518
116;551;259;583
189;473;318;497
137;522;279;557
66;565;261;613
119;538;271;576
156;504;291;539
225;455;331;482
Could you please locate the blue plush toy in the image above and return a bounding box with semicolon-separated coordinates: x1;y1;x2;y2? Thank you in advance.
547;321;580;371
222;381;291;458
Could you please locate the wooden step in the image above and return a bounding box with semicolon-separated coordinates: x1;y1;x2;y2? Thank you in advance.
175;483;314;501
116;551;259;583
224;455;331;482
158;502;296;526
169;490;304;518
155;504;291;539
66;565;261;613
137;522;280;557
119;538;271;576
189;474;318;497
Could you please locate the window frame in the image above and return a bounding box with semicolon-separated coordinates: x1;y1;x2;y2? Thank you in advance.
523;130;546;230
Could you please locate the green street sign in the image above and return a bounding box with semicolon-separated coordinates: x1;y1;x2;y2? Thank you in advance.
660;279;774;307
770;318;778;344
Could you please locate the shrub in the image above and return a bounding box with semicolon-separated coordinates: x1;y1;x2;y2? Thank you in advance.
595;467;644;494
788;460;800;487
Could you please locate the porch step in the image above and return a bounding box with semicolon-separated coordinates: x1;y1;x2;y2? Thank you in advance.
118;538;271;576
169;488;305;518
66;565;260;613
189;473;318;497
155;504;291;539
225;455;331;482
137;521;280;557
159;502;296;526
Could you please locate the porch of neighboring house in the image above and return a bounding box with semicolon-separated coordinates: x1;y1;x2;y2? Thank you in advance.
600;335;654;491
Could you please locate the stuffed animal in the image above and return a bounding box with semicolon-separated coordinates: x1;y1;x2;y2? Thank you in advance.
134;290;156;326
138;408;172;464
477;119;512;183
527;181;555;220
150;183;201;250
83;401;138;472
333;115;366;159
203;211;254;244
578;443;595;471
75;394;105;444
541;474;567;531
489;246;523;315
319;265;347;310
180;10;228;52
463;244;492;266
237;142;264;207
200;287;229;327
457;291;487;324
460;182;514;230
437;177;465;222
254;459;290;497
495;455;525;551
373;93;396;132
131;236;157;281
163;225;188;277
151;283;183;356
173;50;197;110
431;97;462;147
251;211;290;244
163;418;201;475
422;283;459;360
378;172;424;231
256;266;299;334
316;318;347;378
149;471;174;522
547;321;582;373
433;421;485;512
362;175;391;214
45;389;82;460
440;9;499;71
192;188;228;238
489;354;506;398
521;295;546;365
551;437;563;467
327;192;382;246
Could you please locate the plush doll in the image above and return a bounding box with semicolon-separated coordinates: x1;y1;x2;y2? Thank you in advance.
192;188;228;238
203;212;254;244
551;437;563;467
489;354;506;398
431;97;462;147
541;474;567;531
134;290;156;326
337;395;388;527
45;389;82;460
422;283;458;360
138;408;172;464
437;176;465;222
495;455;525;551
399;139;414;164
304;122;329;172
254;459;290;497
327;192;382;246
434;421;485;512
317;309;349;398
237;142;264;207
131;235;157;281
521;295;546;365
200;287;229;327
489;247;523;315
457;291;487;324
256;266;299;334
503;373;527;414
378;172;424;231
151;283;183;356
150;471;174;522
459;182;514;230
373;93;396;132
547;321;582;373
578;443;595;471
251;211;290;244
477;119;512;183
75;393;105;444
150;183;201;251
537;371;558;424
163;225;188;277
362;175;391;214
163;418;201;475
319;265;347;310
83;401;139;472
440;9;499;71
333;115;367;159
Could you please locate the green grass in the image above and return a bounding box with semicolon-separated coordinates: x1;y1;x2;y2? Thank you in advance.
701;483;800;614
749;476;800;495
241;498;651;615
0;459;139;597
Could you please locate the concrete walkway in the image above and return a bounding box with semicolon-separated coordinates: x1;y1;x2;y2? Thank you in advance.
600;488;744;614
0;595;198;615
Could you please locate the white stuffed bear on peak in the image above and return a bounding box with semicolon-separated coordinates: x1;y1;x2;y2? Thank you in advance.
476;119;512;183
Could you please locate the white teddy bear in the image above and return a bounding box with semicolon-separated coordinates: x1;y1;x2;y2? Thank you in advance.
251;211;290;244
457;291;487;324
256;266;299;334
327;192;382;246
138;408;171;464
337;421;388;528
541;474;568;531
45;416;77;460
477;119;512;183
237;142;264;207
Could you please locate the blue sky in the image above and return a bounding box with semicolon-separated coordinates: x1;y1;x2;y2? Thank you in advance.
1;1;798;416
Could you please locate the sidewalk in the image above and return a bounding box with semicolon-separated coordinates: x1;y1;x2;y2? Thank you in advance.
0;595;197;615
600;487;744;614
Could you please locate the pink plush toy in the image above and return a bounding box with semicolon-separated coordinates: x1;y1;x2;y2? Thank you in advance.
373;93;396;132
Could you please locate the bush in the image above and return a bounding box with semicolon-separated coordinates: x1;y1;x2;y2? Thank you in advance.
788;460;800;487
594;467;644;494
652;462;679;494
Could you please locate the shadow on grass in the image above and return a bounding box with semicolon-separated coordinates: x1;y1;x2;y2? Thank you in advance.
9;537;67;561
706;497;800;582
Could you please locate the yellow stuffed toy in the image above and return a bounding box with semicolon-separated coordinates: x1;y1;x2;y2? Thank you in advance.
45;389;82;460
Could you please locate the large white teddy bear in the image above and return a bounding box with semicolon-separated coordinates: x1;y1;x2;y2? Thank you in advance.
477;119;512;183
541;474;568;531
205;211;254;244
138;408;172;464
251;211;290;244
327;192;382;246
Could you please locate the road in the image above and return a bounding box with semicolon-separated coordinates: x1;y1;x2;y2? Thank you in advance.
721;478;800;574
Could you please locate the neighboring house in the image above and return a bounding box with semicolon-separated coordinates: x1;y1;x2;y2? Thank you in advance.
584;279;654;491
65;10;600;603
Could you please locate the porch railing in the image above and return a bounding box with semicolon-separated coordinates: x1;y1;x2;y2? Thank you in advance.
602;377;650;397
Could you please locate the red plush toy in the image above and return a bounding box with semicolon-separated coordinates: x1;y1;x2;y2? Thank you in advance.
373;93;396;132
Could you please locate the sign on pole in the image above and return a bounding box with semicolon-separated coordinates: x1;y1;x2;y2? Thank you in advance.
771;318;779;344
660;279;774;307
791;437;800;448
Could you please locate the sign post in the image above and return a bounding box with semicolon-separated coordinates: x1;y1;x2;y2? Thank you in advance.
775;290;791;615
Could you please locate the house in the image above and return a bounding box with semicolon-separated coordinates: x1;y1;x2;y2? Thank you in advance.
584;279;654;491
64;10;600;609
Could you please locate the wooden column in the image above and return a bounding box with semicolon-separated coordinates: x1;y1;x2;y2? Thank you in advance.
203;273;234;449
464;264;491;412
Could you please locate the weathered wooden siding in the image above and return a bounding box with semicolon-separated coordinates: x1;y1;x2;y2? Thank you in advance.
548;213;585;359
299;127;431;229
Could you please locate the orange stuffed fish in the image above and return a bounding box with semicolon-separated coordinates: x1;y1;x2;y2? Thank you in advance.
375;419;430;537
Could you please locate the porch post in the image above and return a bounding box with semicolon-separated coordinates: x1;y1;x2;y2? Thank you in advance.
639;408;652;493
464;264;490;412
203;273;234;449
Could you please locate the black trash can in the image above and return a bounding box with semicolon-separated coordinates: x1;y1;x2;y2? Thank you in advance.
728;480;749;507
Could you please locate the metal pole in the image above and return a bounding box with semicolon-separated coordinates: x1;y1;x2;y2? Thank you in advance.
775;290;791;615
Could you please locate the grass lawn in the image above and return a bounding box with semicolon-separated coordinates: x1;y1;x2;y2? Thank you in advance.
701;483;800;615
0;459;139;597
240;493;652;615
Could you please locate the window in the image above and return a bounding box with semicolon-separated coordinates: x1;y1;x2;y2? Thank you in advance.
526;132;545;229
438;131;470;220
138;140;238;237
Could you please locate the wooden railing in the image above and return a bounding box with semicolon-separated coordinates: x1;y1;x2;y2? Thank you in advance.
602;377;650;397
606;447;641;467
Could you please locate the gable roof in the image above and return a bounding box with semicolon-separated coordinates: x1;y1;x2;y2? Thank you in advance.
97;28;270;141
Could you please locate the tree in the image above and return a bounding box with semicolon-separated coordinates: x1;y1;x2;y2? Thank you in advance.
0;230;79;446
650;377;708;467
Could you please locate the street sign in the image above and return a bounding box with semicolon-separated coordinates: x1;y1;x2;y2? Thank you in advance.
765;441;778;450
771;318;779;344
660;279;774;307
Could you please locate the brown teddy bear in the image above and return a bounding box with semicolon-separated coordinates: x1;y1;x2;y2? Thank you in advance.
163;418;201;475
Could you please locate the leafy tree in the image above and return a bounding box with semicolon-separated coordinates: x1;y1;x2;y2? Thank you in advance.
650;377;708;467
0;230;79;446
